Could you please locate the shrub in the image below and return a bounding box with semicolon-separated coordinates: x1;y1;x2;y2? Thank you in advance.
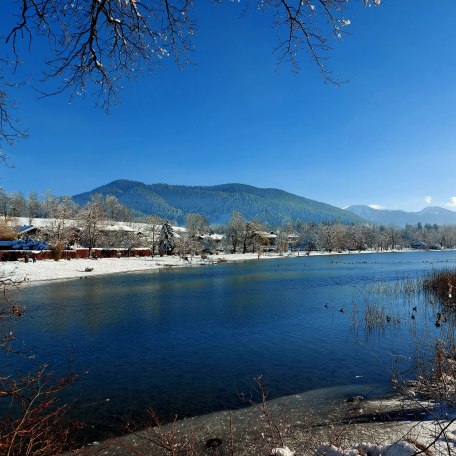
51;241;64;261
0;221;17;241
423;269;456;307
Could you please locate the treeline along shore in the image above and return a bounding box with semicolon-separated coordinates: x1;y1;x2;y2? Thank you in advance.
2;192;456;263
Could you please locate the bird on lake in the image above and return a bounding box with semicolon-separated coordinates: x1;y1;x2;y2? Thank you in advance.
324;303;329;308
412;306;417;311
339;308;344;313
436;312;446;327
386;316;391;322
411;314;415;320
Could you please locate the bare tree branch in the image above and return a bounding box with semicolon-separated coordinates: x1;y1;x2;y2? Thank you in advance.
0;0;381;155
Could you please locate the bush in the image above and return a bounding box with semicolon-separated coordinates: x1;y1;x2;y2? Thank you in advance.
423;269;456;307
51;241;64;261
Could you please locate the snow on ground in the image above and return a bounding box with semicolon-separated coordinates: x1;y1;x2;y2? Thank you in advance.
314;419;456;456
315;441;421;456
73;396;456;455
0;248;427;285
0;252;288;284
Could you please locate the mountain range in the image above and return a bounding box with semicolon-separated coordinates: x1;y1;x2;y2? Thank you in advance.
346;205;456;227
72;180;456;227
73;180;363;226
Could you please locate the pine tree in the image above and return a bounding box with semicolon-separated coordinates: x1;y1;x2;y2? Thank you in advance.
159;220;175;256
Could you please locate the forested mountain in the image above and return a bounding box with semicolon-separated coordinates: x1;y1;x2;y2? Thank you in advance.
73;180;363;226
346;205;456;227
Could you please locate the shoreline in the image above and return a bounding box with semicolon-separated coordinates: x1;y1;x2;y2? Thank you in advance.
8;247;456;454
1;247;440;286
3;252;290;285
71;386;456;455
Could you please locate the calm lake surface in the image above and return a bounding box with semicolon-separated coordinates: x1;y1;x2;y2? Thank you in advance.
6;251;456;438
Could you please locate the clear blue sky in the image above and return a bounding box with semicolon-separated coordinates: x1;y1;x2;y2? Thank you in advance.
1;1;456;212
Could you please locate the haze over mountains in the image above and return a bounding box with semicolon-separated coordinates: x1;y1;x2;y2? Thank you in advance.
73;180;363;226
346;205;456;227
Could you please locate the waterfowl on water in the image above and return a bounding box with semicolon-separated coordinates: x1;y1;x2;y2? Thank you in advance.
436;312;446;327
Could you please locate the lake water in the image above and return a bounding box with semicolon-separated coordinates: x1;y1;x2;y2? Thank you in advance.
5;250;456;439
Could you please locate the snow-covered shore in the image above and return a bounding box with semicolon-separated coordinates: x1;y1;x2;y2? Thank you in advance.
71;391;456;455
1;252;294;284
2;248;420;285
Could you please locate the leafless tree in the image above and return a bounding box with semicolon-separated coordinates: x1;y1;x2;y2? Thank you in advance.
184;213;209;255
296;222;320;253
319;223;337;252
145;215;162;257
104;195;132;222
241;220;264;254
0;1;381;158
278;222;299;253
276;230;290;255
26;192;41;224
9;192;26;217
103;225;141;255
44;196;79;258
185;213;209;239
78;194;105;256
226;211;245;253
41;190;59;219
0;76;27;163
174;234;191;259
0;188;12;220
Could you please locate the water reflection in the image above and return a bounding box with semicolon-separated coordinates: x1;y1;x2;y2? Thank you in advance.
5;251;456;439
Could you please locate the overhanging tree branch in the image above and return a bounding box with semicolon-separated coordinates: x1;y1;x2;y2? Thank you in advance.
0;0;381;155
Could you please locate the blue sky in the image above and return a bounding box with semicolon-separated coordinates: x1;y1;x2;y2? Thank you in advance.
1;1;456;212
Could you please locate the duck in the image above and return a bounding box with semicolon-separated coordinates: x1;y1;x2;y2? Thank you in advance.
436;312;445;327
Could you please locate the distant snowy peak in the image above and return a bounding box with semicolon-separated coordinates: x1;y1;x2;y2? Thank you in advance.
417;206;454;216
346;205;456;227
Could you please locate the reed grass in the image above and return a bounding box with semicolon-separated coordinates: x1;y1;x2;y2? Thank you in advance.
423;269;456;308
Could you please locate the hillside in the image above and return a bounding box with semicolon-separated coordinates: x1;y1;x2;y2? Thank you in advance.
346;205;456;227
73;180;364;226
